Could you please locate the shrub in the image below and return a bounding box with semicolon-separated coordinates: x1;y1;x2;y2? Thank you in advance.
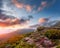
44;29;60;39
37;27;45;31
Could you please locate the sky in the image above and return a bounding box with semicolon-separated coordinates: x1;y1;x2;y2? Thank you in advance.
0;0;60;34
0;0;60;25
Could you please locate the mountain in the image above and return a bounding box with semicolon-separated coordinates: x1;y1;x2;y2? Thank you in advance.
51;21;60;27
30;20;60;28
0;28;34;41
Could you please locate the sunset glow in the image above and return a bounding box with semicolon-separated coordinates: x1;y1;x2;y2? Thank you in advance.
0;24;29;35
0;0;60;48
0;0;60;35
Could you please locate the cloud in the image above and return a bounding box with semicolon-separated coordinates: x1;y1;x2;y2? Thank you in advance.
1;0;17;17
12;0;24;9
38;18;49;24
30;17;50;29
0;0;2;9
0;14;33;27
37;0;56;12
12;0;33;12
18;15;33;25
38;7;43;11
41;1;47;6
1;0;56;16
30;24;40;29
37;1;48;11
25;5;32;12
48;0;56;7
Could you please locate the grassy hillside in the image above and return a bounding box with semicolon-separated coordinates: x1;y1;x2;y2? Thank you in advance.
0;27;60;48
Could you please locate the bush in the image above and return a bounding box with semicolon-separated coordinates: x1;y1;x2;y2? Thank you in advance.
44;29;60;39
15;40;37;48
37;26;45;32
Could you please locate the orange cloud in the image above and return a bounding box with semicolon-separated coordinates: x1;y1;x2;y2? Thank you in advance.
12;0;24;9
38;18;49;23
25;5;32;12
0;15;33;27
14;3;24;9
0;18;18;27
12;0;33;12
5;18;11;23
0;23;7;27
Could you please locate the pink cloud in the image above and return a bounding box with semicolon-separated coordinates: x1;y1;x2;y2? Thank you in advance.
0;15;33;27
41;1;47;7
12;0;56;13
37;0;56;12
37;1;47;11
12;0;33;12
38;7;43;11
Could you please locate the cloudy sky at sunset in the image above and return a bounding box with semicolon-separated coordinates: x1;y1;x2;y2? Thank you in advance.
0;0;60;25
0;0;60;34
